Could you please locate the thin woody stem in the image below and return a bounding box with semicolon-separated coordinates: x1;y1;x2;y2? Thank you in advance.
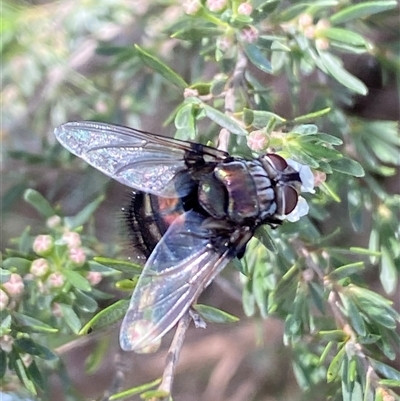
157;313;191;399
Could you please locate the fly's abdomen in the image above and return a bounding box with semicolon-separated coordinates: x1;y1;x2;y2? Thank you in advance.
125;192;186;257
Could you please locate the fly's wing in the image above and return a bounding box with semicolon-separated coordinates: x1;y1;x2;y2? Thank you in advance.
54;121;228;197
119;210;234;352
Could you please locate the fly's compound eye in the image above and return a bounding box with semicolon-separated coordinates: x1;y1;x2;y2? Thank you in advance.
266;154;288;171
282;186;298;214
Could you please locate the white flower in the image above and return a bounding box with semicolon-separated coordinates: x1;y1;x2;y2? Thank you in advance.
286;159;315;193
285;196;309;222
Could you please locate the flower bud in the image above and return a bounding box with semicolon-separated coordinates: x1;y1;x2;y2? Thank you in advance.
69;247;86;266
183;0;201;15
0;289;9;310
3;274;24;297
46;215;62;229
47;272;65;289
30;258;50;278
247;130;268;151
206;0;227;13
86;271;103;286
238;3;252;16
240;26;258;43
62;231;82;248
33;235;54;256
0;335;14;353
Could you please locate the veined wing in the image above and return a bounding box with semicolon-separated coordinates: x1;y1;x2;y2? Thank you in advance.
119;211;234;352
54;121;228;197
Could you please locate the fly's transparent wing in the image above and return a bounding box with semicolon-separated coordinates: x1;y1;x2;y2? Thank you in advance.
54;121;228;197
119;211;233;352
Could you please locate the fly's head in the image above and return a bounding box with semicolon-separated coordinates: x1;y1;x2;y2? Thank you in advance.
260;154;314;221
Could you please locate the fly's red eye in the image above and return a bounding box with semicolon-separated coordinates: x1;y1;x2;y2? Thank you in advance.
283;186;298;214
267;154;288;171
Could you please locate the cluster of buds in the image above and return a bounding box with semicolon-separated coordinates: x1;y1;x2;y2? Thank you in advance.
298;13;331;50
2;215;103;313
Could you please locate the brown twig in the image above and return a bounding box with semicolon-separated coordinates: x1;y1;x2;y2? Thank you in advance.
157;313;191;399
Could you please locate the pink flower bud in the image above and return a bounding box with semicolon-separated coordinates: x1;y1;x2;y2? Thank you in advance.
313;170;327;187
315;38;329;50
304;25;316;39
62;231;82;248
33;235;54;256
298;13;313;28
46;215;62;229
240;26;258;43
86;271;103;286
247;130;268;151
69;247;86;266
47;272;65;288
238;3;252;16
30;258;50;278
183;0;201;15
206;0;227;13
3;273;24;297
316;18;330;31
217;36;234;52
0;289;9;310
0;335;14;353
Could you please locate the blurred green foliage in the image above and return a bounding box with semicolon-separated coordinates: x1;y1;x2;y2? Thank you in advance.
1;0;399;400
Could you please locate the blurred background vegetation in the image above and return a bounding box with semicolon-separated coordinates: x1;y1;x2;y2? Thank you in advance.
1;1;399;400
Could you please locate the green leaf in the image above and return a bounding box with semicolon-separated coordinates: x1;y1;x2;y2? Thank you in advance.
175;103;196;140
74;289;98;313
0;350;7;378
23;189;55;218
243;43;272;73
109;378;162;400
172;27;222;40
380;246;397;294
12;312;58;333
63;270;92;292
201;104;247;135
315;133;343;146
292;108;331;124
254;227;277;253
322;28;368;47
378;379;400;388
327;344;346;383
14;338;58;360
193;304;239;323
141;390;170;399
14;358;36;395
242;279;255;316
318;51;368;95
328;262;365;281
93;257;143;275
135;45;187;89
64;195;105;229
340;294;366;336
318;330;347;342
59;304;82;334
330;157;365;177
244;109;285;129
330;1;398;24
26;360;45;391
79;299;129;334
370;359;400;382
2;257;32;274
